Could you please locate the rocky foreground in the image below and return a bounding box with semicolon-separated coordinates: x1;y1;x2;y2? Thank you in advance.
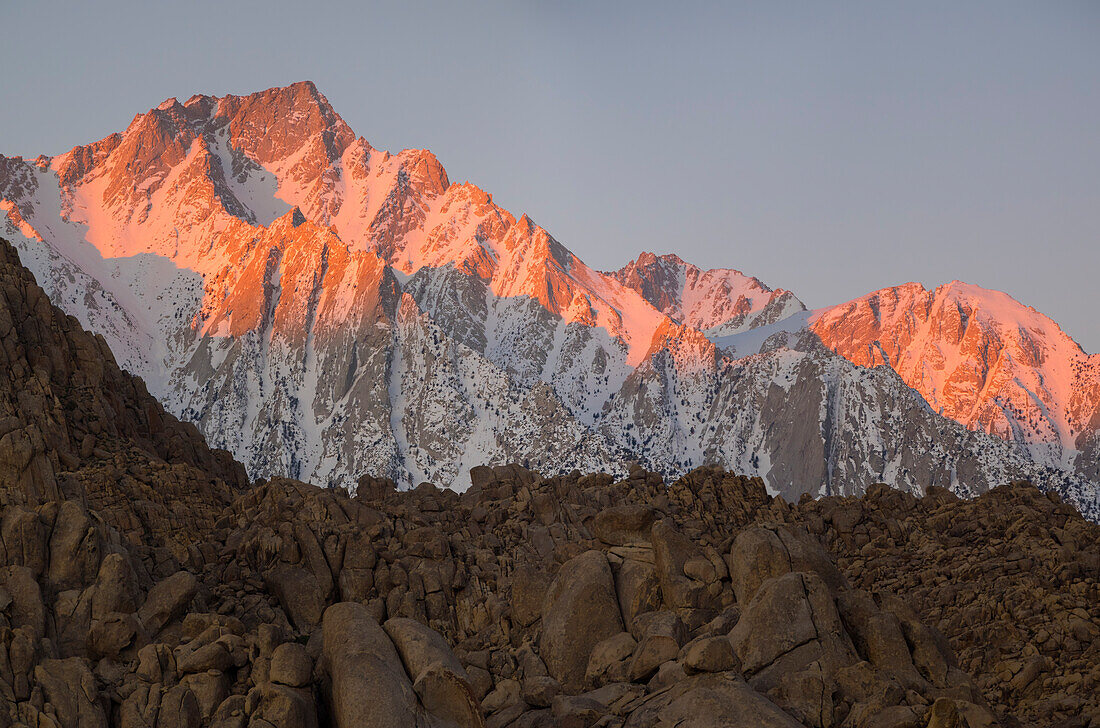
0;237;1098;728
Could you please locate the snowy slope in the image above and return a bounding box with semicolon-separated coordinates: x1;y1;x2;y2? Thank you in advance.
609;252;805;336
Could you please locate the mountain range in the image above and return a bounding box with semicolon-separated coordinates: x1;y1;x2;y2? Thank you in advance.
4;227;1097;727
1;81;1097;517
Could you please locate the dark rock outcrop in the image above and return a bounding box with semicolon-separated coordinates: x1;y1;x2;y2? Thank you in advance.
780;482;1100;726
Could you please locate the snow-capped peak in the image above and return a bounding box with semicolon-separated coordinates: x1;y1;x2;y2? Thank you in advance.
609;251;806;336
811;280;1100;473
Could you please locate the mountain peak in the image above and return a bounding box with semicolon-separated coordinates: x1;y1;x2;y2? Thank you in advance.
610;252;804;335
811;279;1100;468
178;80;325;112
207;81;353;158
633;251;687;269
287;79;319;94
234;80;330;117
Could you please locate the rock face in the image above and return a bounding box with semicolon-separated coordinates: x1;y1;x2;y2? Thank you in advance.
811;282;1100;483
540;550;624;692
608;251;804;337
322;602;424;728
2;83;1097;515
781;482;1100;727
0;236;1098;727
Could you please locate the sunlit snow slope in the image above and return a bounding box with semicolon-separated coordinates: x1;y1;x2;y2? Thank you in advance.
810;282;1100;478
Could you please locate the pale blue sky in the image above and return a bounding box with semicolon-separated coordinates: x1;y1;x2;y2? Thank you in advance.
2;1;1097;351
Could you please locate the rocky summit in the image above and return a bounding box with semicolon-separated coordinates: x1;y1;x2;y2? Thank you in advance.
1;237;1098;727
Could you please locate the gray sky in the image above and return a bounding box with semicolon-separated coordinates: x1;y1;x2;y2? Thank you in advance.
2;1;1098;351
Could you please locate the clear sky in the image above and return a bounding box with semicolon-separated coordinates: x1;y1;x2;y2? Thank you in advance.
2;1;1098;351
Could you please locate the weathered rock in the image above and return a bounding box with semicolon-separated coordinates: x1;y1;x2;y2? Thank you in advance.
540;550;625;693
926;697;960;728
629;634;679;682
631;610;687;646
647;660;688;692
211;695;248;728
728;525;844;604
511;565;550;628
384;617;467;681
586;632;636;688
650;520;706;609
521;674;561;708
338;531;377;603
88;611;140;657
181;670;231;720
384;617;484;727
321;602;420;728
249;682;319;728
33;657;108;728
481;678;522;715
680;635;737;674
137;642;178;684
265;564;327;633
876;593;950;688
0;506;46;575
176;640;234;674
48;501;103;591
614;558;661;627
159;684;202;728
139;571;198;635
91;552;139;619
269;642;313;687
551;694;608;725
623;673;805;727
837;589;925;690
729;571;854;675
414;663;487;727
0;564;45;639
592;505;657;546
